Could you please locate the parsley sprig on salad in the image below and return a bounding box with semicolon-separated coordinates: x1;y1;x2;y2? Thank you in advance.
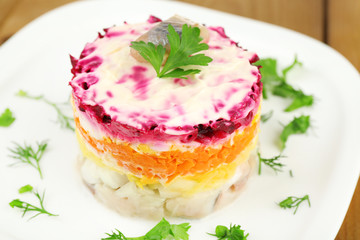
130;24;212;79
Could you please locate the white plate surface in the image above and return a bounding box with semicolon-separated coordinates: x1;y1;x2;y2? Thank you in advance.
0;0;359;239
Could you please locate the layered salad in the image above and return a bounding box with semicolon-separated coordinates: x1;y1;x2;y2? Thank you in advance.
69;15;262;219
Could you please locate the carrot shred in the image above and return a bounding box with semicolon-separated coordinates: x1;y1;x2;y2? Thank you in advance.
75;117;259;181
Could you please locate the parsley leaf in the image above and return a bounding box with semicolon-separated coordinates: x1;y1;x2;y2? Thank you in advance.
285;93;313;112
170;223;191;240
130;41;165;76
208;224;249;240
280;115;311;150
278;195;311;214
9;185;58;220
255;56;313;111
272;82;313;112
282;56;302;78
102;218;190;240
131;24;212;79
257;152;285;175
18;184;33;194
254;58;283;99
0;108;15;127
271;82;298;98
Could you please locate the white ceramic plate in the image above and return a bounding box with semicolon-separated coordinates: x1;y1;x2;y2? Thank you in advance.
0;0;359;239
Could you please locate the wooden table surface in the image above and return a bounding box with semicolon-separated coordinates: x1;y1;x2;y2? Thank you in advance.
1;0;359;239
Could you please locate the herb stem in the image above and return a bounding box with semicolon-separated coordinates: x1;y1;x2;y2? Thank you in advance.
257;152;285;175
16;90;74;131
258;159;262;175
44;98;75;131
9;186;58;220
9;141;48;179
278;195;311;214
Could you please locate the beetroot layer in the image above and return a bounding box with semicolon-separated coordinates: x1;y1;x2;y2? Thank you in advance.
72;78;261;145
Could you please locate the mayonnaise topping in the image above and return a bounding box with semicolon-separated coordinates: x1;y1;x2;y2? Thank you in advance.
70;19;261;143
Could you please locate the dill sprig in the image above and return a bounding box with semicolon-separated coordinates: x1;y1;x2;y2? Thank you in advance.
257;152;285;175
9;185;58;220
278;195;311;214
16;90;74;131
8;141;48;179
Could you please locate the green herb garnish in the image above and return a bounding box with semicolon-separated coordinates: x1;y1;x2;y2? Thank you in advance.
282;56;302;78
102;230;126;240
131;24;212;79
16;90;74;131
255;56;313;111
18;184;33;194
208;224;249;240
8;141;48;179
102;218;190;240
272;82;313;112
278;195;311;214
0;108;15;127
260;110;273;123
280;115;311;150
285;93;313;112
254;58;283;99
257;152;285;175
9;185;58;220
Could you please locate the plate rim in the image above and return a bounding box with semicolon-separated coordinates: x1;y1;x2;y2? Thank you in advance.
0;0;360;239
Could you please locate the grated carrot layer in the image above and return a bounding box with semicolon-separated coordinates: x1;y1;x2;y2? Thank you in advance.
75;116;259;182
